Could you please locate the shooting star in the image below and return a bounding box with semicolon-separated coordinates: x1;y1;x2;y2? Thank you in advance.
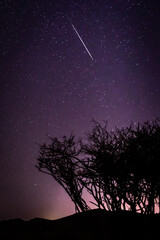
72;24;93;60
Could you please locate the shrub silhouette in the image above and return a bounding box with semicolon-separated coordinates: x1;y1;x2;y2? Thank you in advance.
36;119;160;214
36;135;89;212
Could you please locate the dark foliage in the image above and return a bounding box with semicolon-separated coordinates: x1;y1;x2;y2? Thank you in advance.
36;119;160;214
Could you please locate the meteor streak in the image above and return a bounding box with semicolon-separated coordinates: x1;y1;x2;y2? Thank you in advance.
72;24;93;60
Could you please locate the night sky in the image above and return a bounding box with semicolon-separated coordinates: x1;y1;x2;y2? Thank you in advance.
0;0;160;220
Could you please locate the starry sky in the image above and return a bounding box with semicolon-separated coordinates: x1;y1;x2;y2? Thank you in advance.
0;0;160;220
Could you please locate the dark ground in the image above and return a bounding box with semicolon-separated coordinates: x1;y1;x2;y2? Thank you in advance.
0;209;159;240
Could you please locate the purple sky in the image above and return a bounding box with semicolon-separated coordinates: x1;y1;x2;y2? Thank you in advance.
0;0;160;220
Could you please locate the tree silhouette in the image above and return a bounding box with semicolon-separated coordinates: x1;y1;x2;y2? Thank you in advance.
117;120;160;214
36;118;160;214
36;135;89;212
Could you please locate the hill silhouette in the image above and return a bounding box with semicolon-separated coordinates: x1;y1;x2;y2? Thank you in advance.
0;209;159;239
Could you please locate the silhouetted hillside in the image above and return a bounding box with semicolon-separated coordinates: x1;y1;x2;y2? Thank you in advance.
0;209;159;240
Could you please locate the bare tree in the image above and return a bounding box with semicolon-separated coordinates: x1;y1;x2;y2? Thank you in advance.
36;135;90;212
36;118;160;214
